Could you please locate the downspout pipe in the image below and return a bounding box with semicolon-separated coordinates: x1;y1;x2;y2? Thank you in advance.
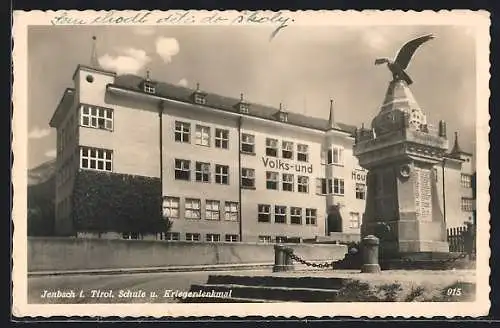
238;116;243;241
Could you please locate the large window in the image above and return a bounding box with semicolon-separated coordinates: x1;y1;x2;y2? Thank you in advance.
297;144;309;162
356;183;366;200
298;176;309;193
80;105;113;131
174;159;191;180
349;212;361;229
241;168;255;188
266;138;278;157
305;208;317;225
282;173;294;192
258;235;272;243
224;202;239;221
174;121;190;143
282;141;293;159
205;200;220;220
144;82;156;94
195;125;210;146
215;128;229;149
327;146;344;165
241;133;255;154
290;207;302;225
333;178;345;195
206;234;221;242
80;147;112;172
258;204;271;222
163;232;180;241
316;178;329;195
162;196;180;219
266;171;279;190
195;162;210;182
274;205;287;224
461;198;474;212
215;165;229;184
461;174;472;188
185;198;201;219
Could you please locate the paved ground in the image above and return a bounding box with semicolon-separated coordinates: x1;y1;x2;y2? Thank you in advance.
28;269;268;304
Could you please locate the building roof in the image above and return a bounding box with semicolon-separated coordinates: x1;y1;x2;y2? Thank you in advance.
449;131;473;157
111;74;357;135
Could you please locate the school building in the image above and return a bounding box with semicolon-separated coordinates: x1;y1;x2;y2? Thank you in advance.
48;63;475;243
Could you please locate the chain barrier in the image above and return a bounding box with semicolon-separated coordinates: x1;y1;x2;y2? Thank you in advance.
285;249;342;269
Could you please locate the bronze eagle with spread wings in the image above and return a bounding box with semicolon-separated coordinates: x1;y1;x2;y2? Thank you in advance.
375;34;435;85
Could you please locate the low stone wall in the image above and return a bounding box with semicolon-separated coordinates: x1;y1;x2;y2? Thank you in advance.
28;237;348;272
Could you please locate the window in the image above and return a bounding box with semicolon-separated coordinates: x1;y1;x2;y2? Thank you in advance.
333;178;345;195
195;162;210;182
185;198;201;219
215;128;229;149
278;112;288;122
298;176;309;193
206;234;220;242
186;233;200;242
461;174;472;188
194;93;206;105
175;121;190;143
276;236;287;243
266;138;278;157
144;82;155;94
224;202;239;221
316;178;330;195
282;141;293;159
80;147;112;172
258;204;271;222
266;171;279;190
225;234;239;242
164;232;180;241
241;133;255;154
327;146;344;165
356;183;366;200
306;208;317;225
122;232;140;240
195;125;210;146
290;207;302;225
80;105;113;131
274;206;287;224
239;103;249;114
162;196;180;219
241;168;255;188
258;235;272;243
205;200;220;220
461;198;474;212
349;212;361;229
282;173;294;192
215;165;229;184
174;159;191;180
297;144;308;162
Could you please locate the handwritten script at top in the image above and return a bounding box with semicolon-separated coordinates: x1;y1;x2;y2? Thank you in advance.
50;11;295;40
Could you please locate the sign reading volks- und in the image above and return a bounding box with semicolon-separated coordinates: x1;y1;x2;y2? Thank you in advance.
262;157;313;174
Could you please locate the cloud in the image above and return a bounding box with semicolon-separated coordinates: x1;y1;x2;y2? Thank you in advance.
98;47;152;75
155;37;180;63
178;78;188;87
132;27;155;36
28;127;51;139
44;149;56;158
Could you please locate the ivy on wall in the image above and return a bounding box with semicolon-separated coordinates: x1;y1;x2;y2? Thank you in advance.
72;170;170;233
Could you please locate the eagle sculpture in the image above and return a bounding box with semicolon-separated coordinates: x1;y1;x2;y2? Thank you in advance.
375;34;435;85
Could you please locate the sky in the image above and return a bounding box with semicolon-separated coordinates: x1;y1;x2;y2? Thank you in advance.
27;24;477;169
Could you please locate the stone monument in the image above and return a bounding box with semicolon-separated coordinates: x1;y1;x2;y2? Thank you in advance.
353;34;450;260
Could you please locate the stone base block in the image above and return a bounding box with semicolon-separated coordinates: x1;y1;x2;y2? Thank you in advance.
398;240;450;253
361;263;381;273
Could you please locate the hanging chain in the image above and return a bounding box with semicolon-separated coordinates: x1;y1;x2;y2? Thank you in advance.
285;249;342;269
401;252;468;264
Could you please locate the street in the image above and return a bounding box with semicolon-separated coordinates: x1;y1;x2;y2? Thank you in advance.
28;269;263;304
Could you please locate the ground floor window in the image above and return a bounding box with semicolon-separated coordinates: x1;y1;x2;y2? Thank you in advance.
206;233;221;242
290;207;302;225
158;232;180;241
349;212;361;229
225;234;239;242
276;236;287;243
186;233;200;241
258;235;272;243
305;208;317;225
122;232;141;240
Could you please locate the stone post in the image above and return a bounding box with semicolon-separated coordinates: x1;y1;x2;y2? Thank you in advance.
361;235;381;273
273;244;294;272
